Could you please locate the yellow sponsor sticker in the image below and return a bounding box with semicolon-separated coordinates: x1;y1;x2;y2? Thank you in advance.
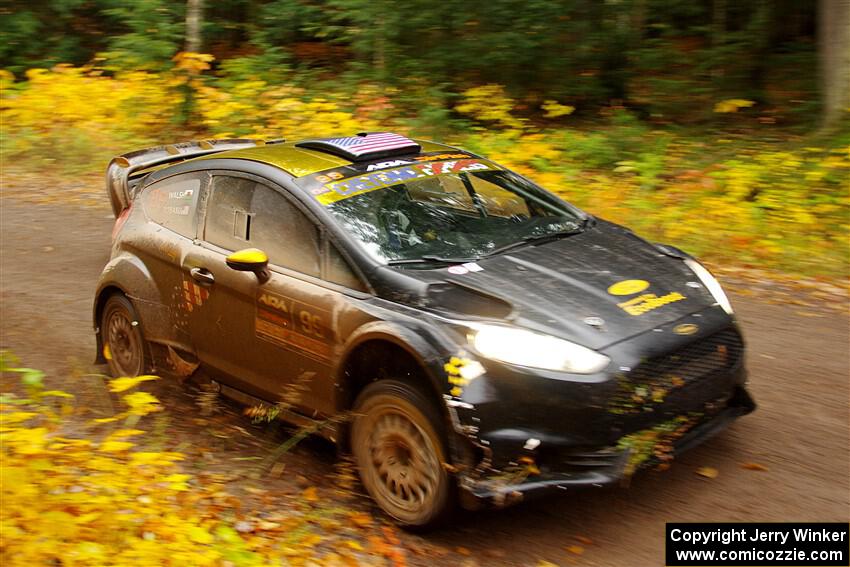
607;279;650;296
617;292;686;316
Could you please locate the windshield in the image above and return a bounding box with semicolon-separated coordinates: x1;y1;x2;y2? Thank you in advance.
302;157;586;264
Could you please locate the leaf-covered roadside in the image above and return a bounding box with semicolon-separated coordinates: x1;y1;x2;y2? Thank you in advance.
0;354;409;566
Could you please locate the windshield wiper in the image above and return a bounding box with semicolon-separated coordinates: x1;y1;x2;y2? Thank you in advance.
386;255;481;266
484;218;590;258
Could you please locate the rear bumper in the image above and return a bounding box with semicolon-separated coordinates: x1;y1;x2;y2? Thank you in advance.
458;385;755;507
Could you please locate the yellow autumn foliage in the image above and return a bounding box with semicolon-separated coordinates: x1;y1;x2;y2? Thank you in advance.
1;65;179;166
714;98;756;113
456;84;526;129
1;62;848;276
0;360;387;566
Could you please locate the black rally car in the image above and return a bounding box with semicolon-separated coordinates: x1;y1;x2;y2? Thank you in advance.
94;133;755;527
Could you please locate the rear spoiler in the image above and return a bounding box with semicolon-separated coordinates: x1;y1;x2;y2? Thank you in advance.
105;138;274;217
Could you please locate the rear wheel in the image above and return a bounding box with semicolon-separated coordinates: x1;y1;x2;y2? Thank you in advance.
101;294;149;377
351;380;454;529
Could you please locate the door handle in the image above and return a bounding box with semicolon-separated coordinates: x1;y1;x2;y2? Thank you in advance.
189;267;215;285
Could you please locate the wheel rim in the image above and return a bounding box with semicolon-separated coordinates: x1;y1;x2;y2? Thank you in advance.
365;408;442;516
106;307;142;376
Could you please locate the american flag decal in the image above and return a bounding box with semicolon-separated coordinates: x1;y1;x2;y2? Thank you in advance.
296;132;421;161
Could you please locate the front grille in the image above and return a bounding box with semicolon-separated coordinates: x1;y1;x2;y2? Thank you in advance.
609;329;744;414
633;329;743;388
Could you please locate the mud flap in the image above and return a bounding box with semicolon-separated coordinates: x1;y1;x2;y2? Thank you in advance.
167;346;200;378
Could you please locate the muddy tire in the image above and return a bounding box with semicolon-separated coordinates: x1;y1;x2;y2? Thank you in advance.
351;380;454;529
101;294;150;377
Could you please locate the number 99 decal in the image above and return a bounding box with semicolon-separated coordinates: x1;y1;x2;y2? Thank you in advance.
299;310;324;339
256;291;331;361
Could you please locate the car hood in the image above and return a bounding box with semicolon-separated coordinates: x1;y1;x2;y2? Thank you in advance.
380;221;719;350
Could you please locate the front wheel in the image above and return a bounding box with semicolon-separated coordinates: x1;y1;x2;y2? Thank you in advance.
101;294;150;377
351;380;454;529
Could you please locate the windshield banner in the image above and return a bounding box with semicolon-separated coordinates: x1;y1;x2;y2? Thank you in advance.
301;155;501;205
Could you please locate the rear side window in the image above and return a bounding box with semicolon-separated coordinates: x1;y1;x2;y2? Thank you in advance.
204;175;321;278
141;174;204;237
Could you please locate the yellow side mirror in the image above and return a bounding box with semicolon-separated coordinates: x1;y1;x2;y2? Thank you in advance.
226;248;269;273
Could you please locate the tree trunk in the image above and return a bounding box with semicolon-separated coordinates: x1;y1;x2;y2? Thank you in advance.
185;0;205;53
712;0;726;79
819;0;850;129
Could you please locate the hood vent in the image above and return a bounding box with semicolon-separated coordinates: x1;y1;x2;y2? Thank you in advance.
425;282;513;319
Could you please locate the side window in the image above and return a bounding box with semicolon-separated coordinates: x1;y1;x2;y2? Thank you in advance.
205;176;321;278
203;176;255;251
141;174;203;237
326;244;367;292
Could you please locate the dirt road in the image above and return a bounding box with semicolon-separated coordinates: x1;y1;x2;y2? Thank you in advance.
1;197;848;566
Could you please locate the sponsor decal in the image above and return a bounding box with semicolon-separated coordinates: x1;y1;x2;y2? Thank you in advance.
315;171;344;184
168;189;194;199
607;279;650;296
444;356;484;398
255;291;332;362
148;187;195;213
314;159;498;205
182;277;210;312
447;265;469;275
165;205;190;216
366;159;413;171
673;323;699;335
414;153;471;162
607;278;687;316
617;292;686;316
461;262;483;272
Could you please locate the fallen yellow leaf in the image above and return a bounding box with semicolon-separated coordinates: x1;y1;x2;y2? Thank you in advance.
302;486;319;502
109;429;145;438
566;544;585;555
696;466;719;479
741;462;769;471
107;375;159;393
349;511;373;528
99;440;134;452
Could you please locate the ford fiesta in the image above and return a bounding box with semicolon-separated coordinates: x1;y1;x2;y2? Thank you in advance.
94;132;755;528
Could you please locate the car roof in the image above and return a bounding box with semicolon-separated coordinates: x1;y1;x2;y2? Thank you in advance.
180;138;462;178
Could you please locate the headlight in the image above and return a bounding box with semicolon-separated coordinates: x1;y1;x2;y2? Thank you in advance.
468;324;610;374
684;258;734;315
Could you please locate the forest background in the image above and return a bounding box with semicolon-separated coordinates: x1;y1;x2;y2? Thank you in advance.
2;0;849;277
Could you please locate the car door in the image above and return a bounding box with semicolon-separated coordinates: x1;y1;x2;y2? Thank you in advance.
134;171;208;347
183;172;343;415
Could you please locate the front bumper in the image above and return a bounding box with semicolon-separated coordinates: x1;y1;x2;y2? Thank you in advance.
459;386;755;505
445;316;756;507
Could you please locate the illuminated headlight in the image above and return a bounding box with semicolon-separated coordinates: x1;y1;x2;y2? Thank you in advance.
468;324;610;374
684;258;734;315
